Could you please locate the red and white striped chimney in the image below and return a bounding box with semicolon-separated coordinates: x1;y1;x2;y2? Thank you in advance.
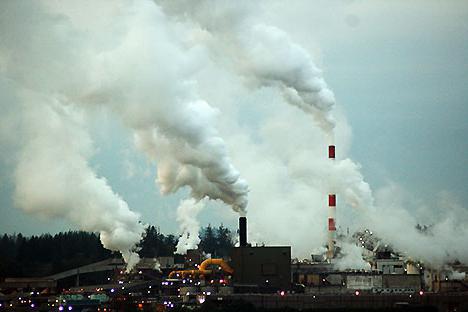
327;145;336;260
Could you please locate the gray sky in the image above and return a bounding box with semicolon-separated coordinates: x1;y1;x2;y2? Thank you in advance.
1;0;467;244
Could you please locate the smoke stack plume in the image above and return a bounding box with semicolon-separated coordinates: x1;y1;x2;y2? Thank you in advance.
239;216;247;247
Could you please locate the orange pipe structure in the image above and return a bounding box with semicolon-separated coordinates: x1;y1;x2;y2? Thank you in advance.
168;258;234;279
199;258;234;274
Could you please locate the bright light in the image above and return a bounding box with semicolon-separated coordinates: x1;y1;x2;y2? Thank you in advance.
419;290;424;296
355;290;360;296
280;291;285;296
30;303;35;308
110;288;115;293
68;306;73;311
59;306;64;311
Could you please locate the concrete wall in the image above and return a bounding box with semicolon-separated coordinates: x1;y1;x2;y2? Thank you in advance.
382;274;421;289
346;275;382;290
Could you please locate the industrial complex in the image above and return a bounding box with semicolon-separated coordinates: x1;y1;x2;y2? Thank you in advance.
1;213;468;311
1;145;467;312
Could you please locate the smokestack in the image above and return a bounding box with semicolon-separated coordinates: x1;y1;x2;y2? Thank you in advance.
239;216;247;247
328;145;335;159
327;145;336;260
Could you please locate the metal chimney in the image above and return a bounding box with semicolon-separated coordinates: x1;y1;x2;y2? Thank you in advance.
327;145;336;260
239;216;247;247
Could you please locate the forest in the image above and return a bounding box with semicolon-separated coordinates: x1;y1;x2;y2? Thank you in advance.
0;224;234;278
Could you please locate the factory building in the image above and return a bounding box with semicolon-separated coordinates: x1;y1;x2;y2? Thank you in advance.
230;217;291;291
230;246;291;291
375;259;405;274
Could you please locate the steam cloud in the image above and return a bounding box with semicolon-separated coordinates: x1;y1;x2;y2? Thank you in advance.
1;0;466;271
0;0;247;266
157;0;336;134
156;0;468;268
335;243;371;271
175;198;205;254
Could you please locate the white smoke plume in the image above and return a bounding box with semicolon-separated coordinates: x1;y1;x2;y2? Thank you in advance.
9;96;143;271
151;0;377;262
334;242;371;271
175;198;205;254
1;0;466;272
157;0;336;134
360;184;468;268
156;0;468;270
0;0;247;268
80;0;249;215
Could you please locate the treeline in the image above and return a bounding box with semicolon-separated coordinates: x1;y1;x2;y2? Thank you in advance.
139;224;234;259
0;224;234;278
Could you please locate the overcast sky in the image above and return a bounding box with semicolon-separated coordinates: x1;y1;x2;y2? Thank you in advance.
0;0;467;250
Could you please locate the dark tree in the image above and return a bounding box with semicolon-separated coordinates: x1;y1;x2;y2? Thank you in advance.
215;224;234;257
138;226;177;258
199;224;217;256
199;224;234;257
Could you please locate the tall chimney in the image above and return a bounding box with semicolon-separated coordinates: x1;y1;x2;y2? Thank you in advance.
327;145;336;260
239;216;247;247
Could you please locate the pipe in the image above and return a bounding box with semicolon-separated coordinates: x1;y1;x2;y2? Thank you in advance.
168;258;234;279
239;216;247;247
199;258;234;274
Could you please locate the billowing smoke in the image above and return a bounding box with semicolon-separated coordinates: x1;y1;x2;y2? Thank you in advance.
360;184;468;268
175;198;205;254
157;0;336;135
0;0;247;268
1;0;466;272
80;0;249;215
334;243;371;271
156;0;468;270
7;95;143;271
